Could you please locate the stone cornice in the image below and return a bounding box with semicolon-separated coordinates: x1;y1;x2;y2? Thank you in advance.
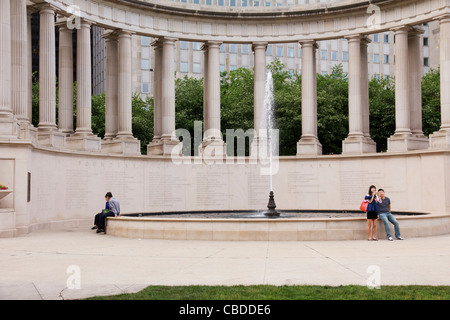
31;0;450;43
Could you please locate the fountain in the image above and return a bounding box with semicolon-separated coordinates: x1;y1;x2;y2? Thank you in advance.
262;70;280;217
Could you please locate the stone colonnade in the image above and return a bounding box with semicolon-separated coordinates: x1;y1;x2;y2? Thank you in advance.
1;2;450;154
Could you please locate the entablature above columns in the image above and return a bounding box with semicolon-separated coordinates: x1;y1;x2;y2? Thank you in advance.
29;0;450;43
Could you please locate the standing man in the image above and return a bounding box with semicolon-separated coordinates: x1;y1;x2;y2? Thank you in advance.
97;192;120;234
377;189;404;241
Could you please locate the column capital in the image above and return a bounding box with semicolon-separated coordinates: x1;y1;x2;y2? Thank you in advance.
299;40;317;49
408;26;425;38
117;29;135;38
434;13;450;24
159;37;178;45
360;35;372;46
36;3;57;14
252;41;268;51
390;25;414;34
202;41;222;51
102;29;120;41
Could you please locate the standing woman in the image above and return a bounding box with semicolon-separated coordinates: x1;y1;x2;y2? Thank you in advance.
365;185;380;241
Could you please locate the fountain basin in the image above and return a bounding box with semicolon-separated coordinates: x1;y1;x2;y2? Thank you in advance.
105;210;450;241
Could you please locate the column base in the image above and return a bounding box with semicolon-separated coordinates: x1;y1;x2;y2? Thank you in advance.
429;129;450;149
387;133;429;152
199;139;227;158
342;136;376;154
37;129;66;148
102;137;141;155
18;122;37;142
297;137;322;156
147;139;182;156
65;134;101;151
0;114;19;140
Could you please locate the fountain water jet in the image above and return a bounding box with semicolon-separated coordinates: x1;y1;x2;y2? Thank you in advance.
262;70;280;217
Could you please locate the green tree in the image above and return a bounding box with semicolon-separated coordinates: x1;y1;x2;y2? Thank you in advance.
368;76;395;152
317;65;349;155
422;66;441;136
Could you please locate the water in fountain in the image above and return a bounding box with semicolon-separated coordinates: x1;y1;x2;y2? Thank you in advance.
263;70;280;217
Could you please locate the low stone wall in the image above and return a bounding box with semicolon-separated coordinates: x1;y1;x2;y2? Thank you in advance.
106;214;450;241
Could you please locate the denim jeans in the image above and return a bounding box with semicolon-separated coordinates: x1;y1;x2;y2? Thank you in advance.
379;212;401;238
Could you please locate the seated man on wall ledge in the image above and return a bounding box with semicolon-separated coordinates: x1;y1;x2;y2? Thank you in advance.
96;192;120;234
377;189;404;241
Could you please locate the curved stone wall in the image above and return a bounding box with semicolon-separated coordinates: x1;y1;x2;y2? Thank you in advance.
1;141;450;237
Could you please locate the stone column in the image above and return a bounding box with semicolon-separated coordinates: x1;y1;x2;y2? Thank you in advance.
250;42;268;156
57;23;74;135
342;35;376;154
37;4;65;147
297;40;322;155
147;39;163;155
103;31;119;140
66;20;100;151
409;28;425;137
361;36;371;139
27;8;34;126
200;41;226;157
147;37;180;155
0;0;19;139
11;0;28;123
101;30;140;154
388;26;428;152
430;15;450;148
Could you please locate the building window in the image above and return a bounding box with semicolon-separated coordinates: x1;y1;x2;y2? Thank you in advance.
384;54;389;64
180;41;188;50
218;0;224;6
193;0;200;3
342;51;348;61
206;0;212;4
193;63;201;74
230;65;237;71
266;45;272;56
142;83;149;93
384;34;389;43
287;47;294;58
424;57;429;67
229;44;237;53
321;50;327;60
141;36;150;47
276;46;283;57
242;0;248;6
242;44;249;54
193;42;201;50
299;48;302;58
180;62;188;73
220;44;225;52
254;1;260;7
373;34;379;42
220;64;226;72
141;59;150;70
331;51;338;61
373;54;380;63
230;0;236;6
424;37;429;46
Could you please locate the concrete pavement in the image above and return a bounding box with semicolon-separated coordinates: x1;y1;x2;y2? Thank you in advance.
0;226;449;300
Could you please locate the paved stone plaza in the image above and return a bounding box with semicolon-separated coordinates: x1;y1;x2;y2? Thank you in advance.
1;225;449;300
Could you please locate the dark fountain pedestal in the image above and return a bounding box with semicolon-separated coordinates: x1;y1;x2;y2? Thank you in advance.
263;191;280;217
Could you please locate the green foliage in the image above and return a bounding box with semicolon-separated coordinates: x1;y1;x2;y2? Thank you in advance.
132;94;154;154
422;66;441;136
369;76;396;152
317;65;349;155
